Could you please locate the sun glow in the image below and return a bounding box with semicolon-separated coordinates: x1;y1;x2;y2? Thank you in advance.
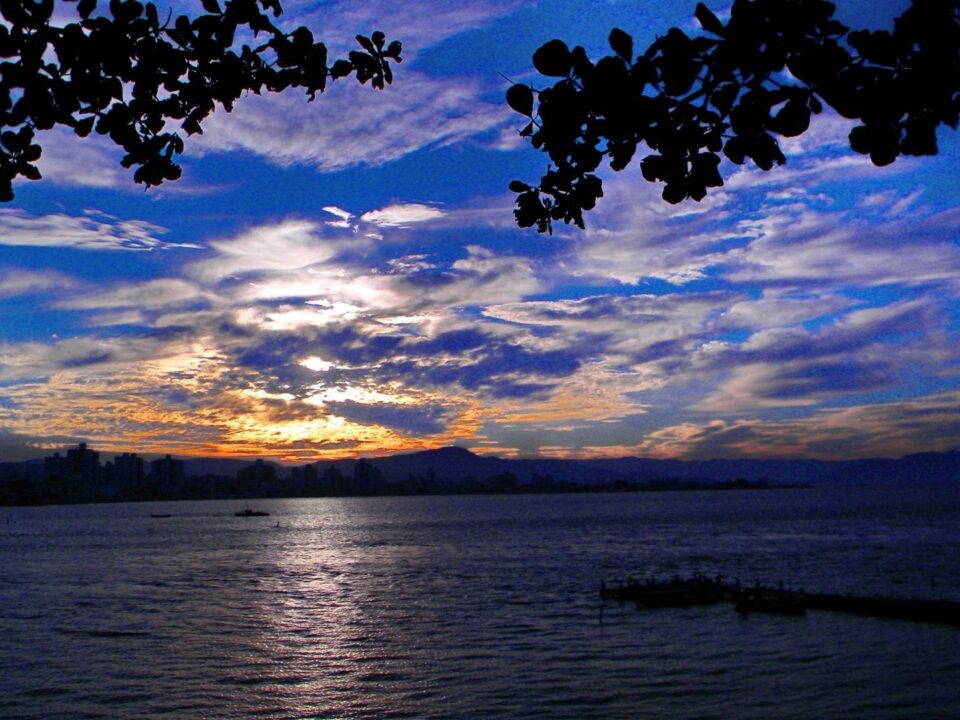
300;356;336;372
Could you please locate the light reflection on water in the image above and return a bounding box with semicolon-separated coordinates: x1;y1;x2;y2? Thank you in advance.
1;486;960;718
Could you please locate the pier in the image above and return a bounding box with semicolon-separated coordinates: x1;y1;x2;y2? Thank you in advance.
601;574;960;627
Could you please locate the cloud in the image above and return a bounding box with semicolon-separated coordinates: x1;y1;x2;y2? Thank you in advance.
695;299;952;411
0;269;77;299
186;219;358;286
32;128;128;190
397;245;542;308
0;331;197;383
724;204;960;291
0;209;189;252
55;279;208;311
484;291;739;377
722;290;853;331
286;0;530;58
0;429;87;462
360;203;445;227
567;172;735;286
191;71;513;173
638;391;960;460
320;399;456;436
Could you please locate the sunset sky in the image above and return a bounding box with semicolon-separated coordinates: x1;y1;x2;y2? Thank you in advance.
1;0;958;463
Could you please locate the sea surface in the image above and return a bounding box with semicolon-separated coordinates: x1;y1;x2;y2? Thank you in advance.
2;486;959;719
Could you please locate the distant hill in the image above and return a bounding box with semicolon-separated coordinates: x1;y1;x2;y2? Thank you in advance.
305;447;960;487
2;446;958;487
182;457;281;478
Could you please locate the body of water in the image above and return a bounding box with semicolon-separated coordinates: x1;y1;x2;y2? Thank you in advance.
2;486;959;718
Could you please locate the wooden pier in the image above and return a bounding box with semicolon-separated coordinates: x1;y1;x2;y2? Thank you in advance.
601;575;960;627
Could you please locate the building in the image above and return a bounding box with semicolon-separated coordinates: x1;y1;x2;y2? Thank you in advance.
113;453;145;499
150;455;186;498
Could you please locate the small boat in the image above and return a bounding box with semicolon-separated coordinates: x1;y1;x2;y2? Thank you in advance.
150;513;172;518
234;504;269;517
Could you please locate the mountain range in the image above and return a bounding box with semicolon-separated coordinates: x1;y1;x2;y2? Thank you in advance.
301;446;960;487
2;447;959;487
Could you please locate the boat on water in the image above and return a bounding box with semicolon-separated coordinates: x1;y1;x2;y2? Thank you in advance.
150;513;172;518
234;504;269;517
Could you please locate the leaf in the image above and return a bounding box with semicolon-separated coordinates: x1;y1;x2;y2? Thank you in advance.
356;34;375;55
695;3;725;36
506;83;534;117
608;28;633;62
711;83;738;114
77;0;97;19
201;0;220;14
533;39;571;77
902;120;937;156
640;154;664;182
331;59;353;79
662;182;687;204
770;98;810;137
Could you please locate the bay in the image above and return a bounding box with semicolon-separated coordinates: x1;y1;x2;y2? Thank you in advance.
2;485;959;719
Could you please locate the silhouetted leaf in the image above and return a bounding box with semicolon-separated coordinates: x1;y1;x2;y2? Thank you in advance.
694;3;725;36
506;84;534;117
662;182;686;203
608;28;632;61
770;98;810;137
331;59;353;78
78;0;97;19
533;39;572;77
902;120;937;156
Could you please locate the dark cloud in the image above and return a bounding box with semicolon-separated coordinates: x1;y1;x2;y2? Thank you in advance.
324;401;453;435
761;360;894;400
61;351;113;368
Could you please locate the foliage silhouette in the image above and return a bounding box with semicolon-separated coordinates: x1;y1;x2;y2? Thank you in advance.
508;0;960;233
0;0;401;200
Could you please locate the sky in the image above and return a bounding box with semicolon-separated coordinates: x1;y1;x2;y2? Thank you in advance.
1;0;958;464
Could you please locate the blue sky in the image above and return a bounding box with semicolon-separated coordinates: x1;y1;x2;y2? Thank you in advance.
1;0;959;463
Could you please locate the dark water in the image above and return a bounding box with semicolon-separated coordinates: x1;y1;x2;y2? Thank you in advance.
2;486;959;719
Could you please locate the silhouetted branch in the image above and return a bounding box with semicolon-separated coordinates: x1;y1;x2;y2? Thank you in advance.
0;0;402;199
509;0;959;232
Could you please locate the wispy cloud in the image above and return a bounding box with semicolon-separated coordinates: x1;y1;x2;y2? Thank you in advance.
192;71;513;173
360;203;445;227
32;128;128;190
0;269;77;298
55;279;209;311
0;210;193;252
638;391;960;460
695;299;952;411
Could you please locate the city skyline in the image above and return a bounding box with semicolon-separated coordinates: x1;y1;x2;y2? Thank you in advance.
2;0;959;464
5;440;956;508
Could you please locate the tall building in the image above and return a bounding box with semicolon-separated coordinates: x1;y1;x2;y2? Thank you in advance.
66;443;100;501
237;459;276;496
113;453;145;498
150;455;185;498
42;452;67;498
